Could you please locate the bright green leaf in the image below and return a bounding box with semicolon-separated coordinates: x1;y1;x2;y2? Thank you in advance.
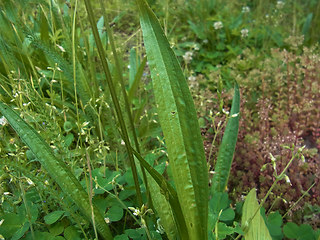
241;189;272;240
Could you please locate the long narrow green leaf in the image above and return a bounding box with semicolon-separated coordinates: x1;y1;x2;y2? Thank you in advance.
83;0;143;206
128;56;147;104
241;188;272;240
211;83;240;193
136;1;208;239
0;102;113;240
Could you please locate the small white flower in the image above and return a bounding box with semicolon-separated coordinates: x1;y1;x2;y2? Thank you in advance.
241;28;249;38
104;217;110;224
231;113;239;118
133;209;140;216
213;21;223;30
0;116;8;126
26;178;34;186
276;1;285;9
128;207;140;216
284;175;292;185
242;6;250;13
0;219;3;226
188;76;196;82
56;44;65;52
222;108;229;115
127;65;130;69
203;39;208;44
183;51;193;63
23;102;31;107
120;140;125;145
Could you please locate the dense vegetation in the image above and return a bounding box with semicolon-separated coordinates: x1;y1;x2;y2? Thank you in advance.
0;0;319;239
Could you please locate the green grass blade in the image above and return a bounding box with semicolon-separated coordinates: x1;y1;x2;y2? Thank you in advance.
128;56;147;104
136;1;208;239
211;83;240;193
241;189;272;240
0;102;113;240
129;48;138;88
84;0;143;206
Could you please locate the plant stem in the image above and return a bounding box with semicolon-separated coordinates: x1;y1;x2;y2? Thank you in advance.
251;150;299;224
98;0;152;211
83;0;143;206
282;181;316;219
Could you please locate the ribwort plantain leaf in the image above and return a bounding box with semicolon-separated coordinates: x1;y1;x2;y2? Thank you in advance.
136;1;208;239
211;83;240;194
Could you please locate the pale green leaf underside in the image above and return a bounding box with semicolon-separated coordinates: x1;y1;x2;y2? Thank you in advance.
242;189;272;240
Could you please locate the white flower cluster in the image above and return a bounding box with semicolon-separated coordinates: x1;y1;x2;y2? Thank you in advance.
241;28;249;38
0;116;7;126
183;51;193;63
242;6;250;13
276;1;285;9
213;21;223;30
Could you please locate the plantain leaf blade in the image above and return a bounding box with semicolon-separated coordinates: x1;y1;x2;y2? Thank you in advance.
211;83;240;193
0;102;113;240
136;1;208;239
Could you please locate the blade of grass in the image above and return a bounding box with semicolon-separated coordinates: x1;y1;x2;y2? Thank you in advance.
136;0;208;239
83;0;143;206
128;56;147;104
0;102;113;240
211;83;240;193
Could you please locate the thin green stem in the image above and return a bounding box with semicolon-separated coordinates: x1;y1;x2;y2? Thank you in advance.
83;0;143;206
86;150;98;240
250;151;299;224
283;181;316;219
98;0;152;210
71;0;81;143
